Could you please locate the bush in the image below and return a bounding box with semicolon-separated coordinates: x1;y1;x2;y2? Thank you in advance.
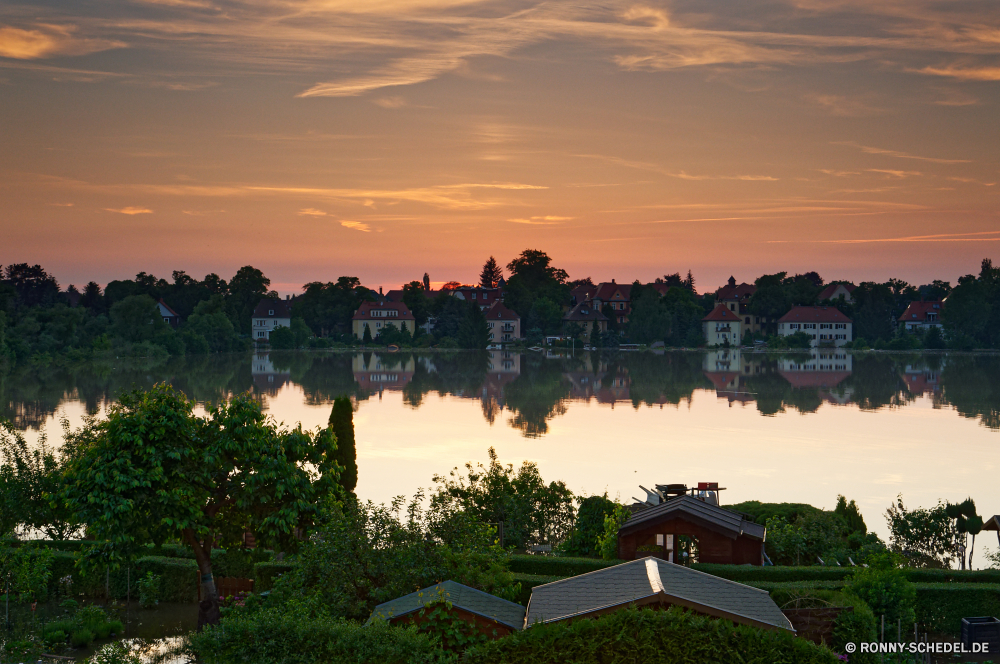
71;628;96;647
844;557;916;634
766;587;877;663
509;555;618;577
188;607;454;664
912;582;1000;636
464;606;839;664
136;571;161;608
253;562;296;592
559;495;617;557
693;564;851;583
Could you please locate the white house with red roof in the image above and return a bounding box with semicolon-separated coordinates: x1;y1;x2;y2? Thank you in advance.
702;303;743;346
898;300;944;333
818;282;857;303
252;297;293;340
485;301;520;342
157;299;181;328
715;276;768;336
778;306;852;347
352;298;417;339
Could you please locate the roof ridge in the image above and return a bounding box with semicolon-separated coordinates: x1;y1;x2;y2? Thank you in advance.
654;558;771;596
530;558;647;589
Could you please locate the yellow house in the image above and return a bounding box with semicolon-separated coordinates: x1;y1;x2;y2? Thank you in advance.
352;299;417;339
702;304;742;346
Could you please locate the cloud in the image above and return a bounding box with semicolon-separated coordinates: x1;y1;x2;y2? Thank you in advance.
806;94;885;117
867;169;922;178
918;65;1000;81
298;207;329;216
104;206;153;214
508;215;571;224
819;169;860;177
948;177;996;186
340;220;371;232
835;142;971;164
373;96;408;108
769;230;1000;244
50;202;74;206
0;24;125;60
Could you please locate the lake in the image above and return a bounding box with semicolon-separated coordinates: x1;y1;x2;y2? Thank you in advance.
5;348;998;568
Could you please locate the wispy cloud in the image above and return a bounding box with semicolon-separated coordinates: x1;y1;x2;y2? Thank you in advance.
508;215;571;224
104;206;152;214
918;65;1000;81
0;24;125;60
298;207;329;216
806;94;885;117
769;230;1000;244
372;96;408;108
340;220;371;232
867;169;922;178
836;142;971;164
948;177;996;187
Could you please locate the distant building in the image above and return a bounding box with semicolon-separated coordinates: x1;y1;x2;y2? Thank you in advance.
715;276;767;335
591;280;632;327
370;580;524;638
157;299;181;328
818;282;857;303
252;298;292;340
562;301;608;336
452;286;503;311
777;306;852;347
570;283;597;305
898;300;944;333
485;301;520;343
702;304;742;346
351;298;416;339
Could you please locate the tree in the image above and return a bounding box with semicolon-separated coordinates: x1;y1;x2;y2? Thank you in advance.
458;303;490;349
110;295;166;343
186;295;239;352
268;325;295;349
589;319;602;348
526;297;563;336
835;495;867;535
946;498;983;570
293;277;373;338
561;494;617;556
228;266;271;334
329;397;358;493
885;495;960;568
596;504;630;560
3;263;60;307
503;250;570;318
423;273;431;291
402;281;431;326
845;553;916;633
291;317;313;347
61;385;340;626
748;273;789;333
479;257;503;289
362;323;373;345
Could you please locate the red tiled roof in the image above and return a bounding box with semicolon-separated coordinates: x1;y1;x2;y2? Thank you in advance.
898;300;944;323
778;371;851;389
778;306;852;323
571;284;597;302
158;299;179;318
352;300;416;320
703;303;742;322
253;298;293;318
486;301;520;320
563;301;609;322
594;282;632;302
817;283;856;300
715;283;756;301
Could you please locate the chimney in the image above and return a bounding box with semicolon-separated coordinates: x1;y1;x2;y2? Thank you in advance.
286;294;290;301
379;286;383;296
611;278;616;284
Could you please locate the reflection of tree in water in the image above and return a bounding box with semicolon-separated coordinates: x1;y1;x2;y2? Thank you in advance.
742;357;822;416
611;352;711;409
842;354;914;411
274;352;366;404
401;352;491;409
503;354;572;437
939;355;1000;430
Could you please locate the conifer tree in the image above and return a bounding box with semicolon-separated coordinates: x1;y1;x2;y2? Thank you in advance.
480;256;503;289
362;323;372;345
589;319;601;348
329;397;358;493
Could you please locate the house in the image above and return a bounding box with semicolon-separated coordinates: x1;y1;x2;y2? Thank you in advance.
702;304;742;346
453;286;503;311
617;494;766;565
777;307;852;347
526;557;792;632
351;299;417;339
818;283;856;304
562;301;608;337
898;300;944;333
715;276;767;335
370;580;525;638
485;301;520;342
591;280;632;327
252;298;293;341
157;299;180;328
570;283;597;306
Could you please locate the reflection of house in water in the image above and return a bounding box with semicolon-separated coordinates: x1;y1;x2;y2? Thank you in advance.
563;357;633;406
480;350;522;423
352;354;416;395
777;351;853;404
702;350;757;405
901;361;945;398
251;353;291;394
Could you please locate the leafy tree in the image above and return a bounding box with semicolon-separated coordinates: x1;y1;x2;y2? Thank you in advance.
267;494;518;621
401;281;431;326
81;282;105;312
228;266;271;334
561;494;617;556
748;273;789;334
852;282;897;342
0;422;80;539
835;495;867;535
294;277;373;338
269;325;295;349
526;297;562;336
186;295;239;352
845;553;916;632
61;385;340;625
291;317;313;347
2;263;60;308
885;495;960;568
479;257;504;289
329;397;358;493
503;250;570;318
946;498;983;570
589;318;602;348
432;447;575;549
596;504;630;560
110;295;166;343
457;303;490;349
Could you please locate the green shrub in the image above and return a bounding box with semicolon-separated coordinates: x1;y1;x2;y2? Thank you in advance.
136;571;161;608
42;629;67;647
509;555;619;577
693;564;851;582
86;641;143;664
253;562;296;592
464;606;839;664
71;628;95;647
187;607;454;664
844;560;916;634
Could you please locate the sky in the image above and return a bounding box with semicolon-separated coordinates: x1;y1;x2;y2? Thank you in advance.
1;0;999;295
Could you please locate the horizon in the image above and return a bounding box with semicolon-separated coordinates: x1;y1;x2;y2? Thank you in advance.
2;0;998;291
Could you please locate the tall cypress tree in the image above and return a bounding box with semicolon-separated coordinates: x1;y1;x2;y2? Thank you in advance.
329;397;358;493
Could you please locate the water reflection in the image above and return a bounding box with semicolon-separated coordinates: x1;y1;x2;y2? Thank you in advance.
3;350;1000;436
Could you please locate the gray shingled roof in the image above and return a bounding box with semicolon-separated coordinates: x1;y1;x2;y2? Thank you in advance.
621;495;766;540
369;580;525;630
526;557;792;632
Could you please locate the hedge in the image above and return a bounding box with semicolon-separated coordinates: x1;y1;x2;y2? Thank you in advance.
188;608;453;664
464;605;840;664
912;583;1000;637
253;562;297;592
508;555;620;577
511;573;565;605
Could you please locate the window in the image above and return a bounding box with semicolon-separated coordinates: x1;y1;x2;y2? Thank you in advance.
745;317;750;324
269;310;274;316
164;317;170;323
472;293;477;299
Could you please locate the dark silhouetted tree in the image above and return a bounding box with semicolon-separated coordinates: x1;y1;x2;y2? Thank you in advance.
480;256;504;289
329;397;358;493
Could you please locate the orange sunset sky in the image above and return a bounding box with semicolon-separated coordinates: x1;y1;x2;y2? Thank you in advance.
1;0;998;294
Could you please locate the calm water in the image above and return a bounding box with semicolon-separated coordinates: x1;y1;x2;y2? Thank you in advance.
5;349;999;568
